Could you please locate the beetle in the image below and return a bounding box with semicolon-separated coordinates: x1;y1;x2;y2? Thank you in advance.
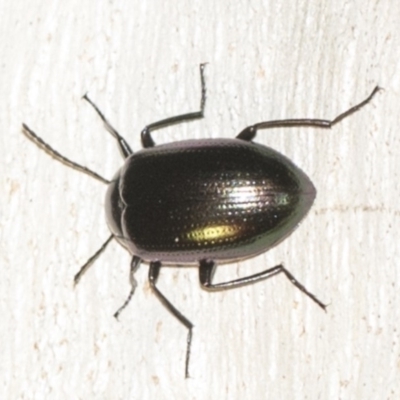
22;64;379;378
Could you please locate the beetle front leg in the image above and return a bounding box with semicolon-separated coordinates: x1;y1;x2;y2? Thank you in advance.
74;234;115;285
199;259;326;311
141;63;207;148
149;262;194;378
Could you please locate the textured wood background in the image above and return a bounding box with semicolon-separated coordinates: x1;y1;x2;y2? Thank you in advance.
1;1;398;398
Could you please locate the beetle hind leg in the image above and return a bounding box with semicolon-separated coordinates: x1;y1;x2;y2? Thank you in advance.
199;259;327;311
236;85;381;141
141;63;208;148
149;261;194;378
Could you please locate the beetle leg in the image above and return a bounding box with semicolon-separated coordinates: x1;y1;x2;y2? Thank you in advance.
236;85;381;141
74;234;114;285
82;94;133;159
149;261;194;378
113;256;142;319
199;259;327;311
141;63;208;148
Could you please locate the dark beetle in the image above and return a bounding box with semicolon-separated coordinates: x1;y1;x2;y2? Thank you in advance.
22;64;379;378
108;138;316;262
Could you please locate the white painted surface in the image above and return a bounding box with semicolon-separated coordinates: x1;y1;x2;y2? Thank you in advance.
1;1;399;398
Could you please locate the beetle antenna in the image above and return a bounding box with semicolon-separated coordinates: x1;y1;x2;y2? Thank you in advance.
22;124;110;184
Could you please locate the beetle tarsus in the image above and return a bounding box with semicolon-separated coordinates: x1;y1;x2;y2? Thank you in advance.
330;85;381;126
140;63;208;148
149;262;194;379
